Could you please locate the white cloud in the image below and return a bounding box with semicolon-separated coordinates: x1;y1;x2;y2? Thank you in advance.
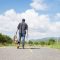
54;13;60;22
30;0;48;11
0;9;60;39
0;9;19;37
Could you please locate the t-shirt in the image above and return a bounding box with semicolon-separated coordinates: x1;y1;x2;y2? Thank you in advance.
17;22;28;34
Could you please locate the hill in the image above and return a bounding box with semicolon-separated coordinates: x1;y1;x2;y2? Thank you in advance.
29;37;60;41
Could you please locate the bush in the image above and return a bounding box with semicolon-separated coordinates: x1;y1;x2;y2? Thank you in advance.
5;35;12;44
0;33;12;44
28;40;33;45
40;41;45;46
47;38;56;45
0;34;7;43
34;41;39;45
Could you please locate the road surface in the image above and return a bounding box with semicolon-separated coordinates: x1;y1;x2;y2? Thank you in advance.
0;47;60;60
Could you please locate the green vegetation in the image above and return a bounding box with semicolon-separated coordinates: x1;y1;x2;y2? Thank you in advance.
0;33;12;46
27;38;60;49
47;38;55;45
28;40;33;45
0;33;60;49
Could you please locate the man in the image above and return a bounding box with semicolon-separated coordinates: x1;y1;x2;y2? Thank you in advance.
16;19;28;49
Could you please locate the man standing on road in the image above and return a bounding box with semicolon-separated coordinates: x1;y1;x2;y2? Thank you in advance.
16;19;28;49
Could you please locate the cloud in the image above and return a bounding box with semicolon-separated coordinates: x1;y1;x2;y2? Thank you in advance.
30;0;48;11
54;13;60;22
0;9;60;39
0;9;19;37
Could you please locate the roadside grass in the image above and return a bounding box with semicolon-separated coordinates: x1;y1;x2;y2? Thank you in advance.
0;43;60;49
0;43;41;48
0;33;60;49
0;40;60;49
48;43;60;49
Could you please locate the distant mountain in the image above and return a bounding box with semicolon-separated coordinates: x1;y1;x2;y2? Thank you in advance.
30;37;60;41
39;37;60;41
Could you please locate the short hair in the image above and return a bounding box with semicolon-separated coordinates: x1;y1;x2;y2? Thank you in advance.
22;19;25;22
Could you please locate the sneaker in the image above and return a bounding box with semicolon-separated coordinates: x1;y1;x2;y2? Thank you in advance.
17;44;19;49
17;46;19;49
22;45;24;49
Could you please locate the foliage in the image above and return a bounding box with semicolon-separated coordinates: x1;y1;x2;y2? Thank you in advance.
27;38;56;46
0;33;12;44
40;41;45;46
28;40;33;45
47;38;56;45
34;41;39;45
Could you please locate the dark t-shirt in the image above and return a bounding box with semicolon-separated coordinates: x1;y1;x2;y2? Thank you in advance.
17;22;28;34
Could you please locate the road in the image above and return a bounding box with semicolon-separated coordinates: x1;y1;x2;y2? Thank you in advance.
0;47;60;60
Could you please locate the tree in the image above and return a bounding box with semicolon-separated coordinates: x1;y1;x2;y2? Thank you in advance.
28;40;33;45
34;41;39;45
40;41;45;46
0;33;12;44
48;38;55;45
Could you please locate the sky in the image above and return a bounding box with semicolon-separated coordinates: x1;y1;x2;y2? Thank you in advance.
0;0;60;39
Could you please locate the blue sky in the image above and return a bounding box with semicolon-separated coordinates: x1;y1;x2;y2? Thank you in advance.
0;0;60;39
0;0;32;13
0;0;60;15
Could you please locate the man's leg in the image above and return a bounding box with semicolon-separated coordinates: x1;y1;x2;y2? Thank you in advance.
22;34;25;49
17;33;21;48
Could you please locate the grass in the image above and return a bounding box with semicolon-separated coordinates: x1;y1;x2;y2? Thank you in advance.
0;41;60;49
48;43;60;49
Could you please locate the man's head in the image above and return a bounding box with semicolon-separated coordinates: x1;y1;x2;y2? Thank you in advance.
22;19;25;23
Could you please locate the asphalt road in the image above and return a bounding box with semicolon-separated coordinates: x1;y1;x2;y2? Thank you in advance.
0;47;60;60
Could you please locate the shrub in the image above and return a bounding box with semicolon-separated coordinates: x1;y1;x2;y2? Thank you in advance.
34;41;39;45
28;40;33;45
40;41;45;46
47;38;56;45
0;33;12;44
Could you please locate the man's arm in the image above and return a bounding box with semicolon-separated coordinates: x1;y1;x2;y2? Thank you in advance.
16;29;18;34
16;23;20;34
26;24;28;37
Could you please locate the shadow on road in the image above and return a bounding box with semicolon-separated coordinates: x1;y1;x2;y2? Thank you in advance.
17;48;40;49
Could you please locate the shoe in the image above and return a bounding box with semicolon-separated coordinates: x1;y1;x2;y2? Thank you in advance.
22;45;24;49
17;46;19;49
17;45;19;49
